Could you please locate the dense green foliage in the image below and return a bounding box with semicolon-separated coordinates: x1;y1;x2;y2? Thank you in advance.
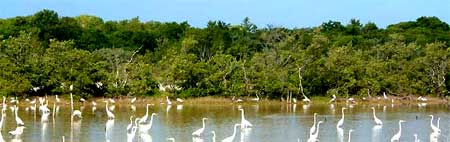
1;9;450;99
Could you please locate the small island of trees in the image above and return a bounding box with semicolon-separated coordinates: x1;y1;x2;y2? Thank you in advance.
1;9;450;100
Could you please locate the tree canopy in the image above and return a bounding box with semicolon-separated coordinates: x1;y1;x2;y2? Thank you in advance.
1;9;450;99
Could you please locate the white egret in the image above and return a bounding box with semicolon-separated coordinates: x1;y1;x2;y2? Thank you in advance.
130;97;136;104
211;131;216;142
383;92;388;100
91;101;97;112
414;133;419;142
302;95;311;103
371;107;382;125
336;107;347;128
166;96;172;105
139;104;151;124
105;119;115;140
348;129;353;142
14;106;24;126
418;96;428;102
139;113;157;133
437;117;440;128
429;115;440;133
390;120;406;142
105;101;115;119
72;110;82;118
108;98;115;104
127;116;134;132
329;94;336;103
232;96;243;103
176;98;184;103
38;97;45;105
250;94;260;102
347;97;356;104
55;95;60;103
307;121;323;142
127;118;138;142
309;113;318;135
41;110;50;122
130;105;136;112
337;127;344;142
192;118;207;137
79;98;86;102
221;124;241;142
238;108;253;129
8;126;25;136
167;137;175;142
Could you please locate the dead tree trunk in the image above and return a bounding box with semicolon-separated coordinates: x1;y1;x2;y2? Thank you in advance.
298;66;306;97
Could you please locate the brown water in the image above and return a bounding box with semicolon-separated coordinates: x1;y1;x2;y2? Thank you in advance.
1;102;449;142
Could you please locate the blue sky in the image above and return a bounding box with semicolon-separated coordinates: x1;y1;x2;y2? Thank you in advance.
0;0;449;28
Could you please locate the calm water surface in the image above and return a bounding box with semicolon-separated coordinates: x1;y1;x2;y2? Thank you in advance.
1;102;450;142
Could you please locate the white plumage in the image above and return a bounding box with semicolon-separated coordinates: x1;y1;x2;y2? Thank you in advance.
192;118;207;137
336;107;346;128
390;120;405;142
221;124;240;142
371;107;383;125
239;108;253;129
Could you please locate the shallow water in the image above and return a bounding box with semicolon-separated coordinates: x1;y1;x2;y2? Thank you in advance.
1;102;449;142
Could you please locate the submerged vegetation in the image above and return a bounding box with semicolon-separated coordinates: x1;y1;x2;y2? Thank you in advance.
1;9;450;99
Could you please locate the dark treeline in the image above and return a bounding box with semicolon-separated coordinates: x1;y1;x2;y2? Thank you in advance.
1;9;450;99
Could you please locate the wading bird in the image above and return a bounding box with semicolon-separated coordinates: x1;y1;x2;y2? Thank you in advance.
309;113;318;135
139;104;151;124
221;124;240;142
166;96;172;105
348;129;353;142
105;101;115;119
371;107;382;125
307;121;323;142
192;117;207;137
239;108;253;129
336;107;346;128
390;120;406;142
329;95;336;103
14;106;24;126
429;115;440;133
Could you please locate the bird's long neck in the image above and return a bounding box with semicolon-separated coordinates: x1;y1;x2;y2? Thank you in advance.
232;125;238;137
241;110;245;120
341;109;345;119
106;102;109;112
134;119;139;129
430;115;434;126
398;122;402;134
437;118;440;128
372;109;377;119
202;119;206;129
145;105;149;115
149;115;155;127
348;132;351;142
129;118;132;126
15;106;18;117
315;123;321;136
313;115;316;126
